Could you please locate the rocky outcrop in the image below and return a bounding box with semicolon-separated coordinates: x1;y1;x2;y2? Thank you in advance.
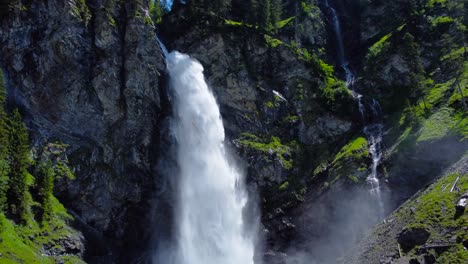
0;0;164;261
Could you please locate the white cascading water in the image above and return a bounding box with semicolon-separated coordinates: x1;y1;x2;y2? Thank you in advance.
157;38;256;264
322;0;385;218
323;0;354;85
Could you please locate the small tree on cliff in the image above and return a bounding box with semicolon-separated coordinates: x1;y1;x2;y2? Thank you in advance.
0;69;9;213
7;109;32;222
35;161;55;221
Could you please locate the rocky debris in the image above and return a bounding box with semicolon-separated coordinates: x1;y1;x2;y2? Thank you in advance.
42;233;85;257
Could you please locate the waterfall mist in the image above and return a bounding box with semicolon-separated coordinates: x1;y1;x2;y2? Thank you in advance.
153;51;257;264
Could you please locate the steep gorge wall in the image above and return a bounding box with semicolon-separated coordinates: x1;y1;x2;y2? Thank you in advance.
0;0;165;261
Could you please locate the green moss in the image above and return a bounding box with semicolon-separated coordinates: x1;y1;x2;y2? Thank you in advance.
437;244;468;264
333;137;369;163
237;134;296;170
367;33;392;59
108;15;116;27
265;101;276;108
264;35;285;48
275;16;295;29
224;19;257;29
412;173;467;228
427;0;448;8
282;115;299;123
278;181;289;191
71;0;91;25
329;137;369;184
417;107;456;142
430;16;454;27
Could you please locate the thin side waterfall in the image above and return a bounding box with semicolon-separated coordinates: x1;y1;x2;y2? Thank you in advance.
322;0;385;218
323;0;354;85
155;39;256;264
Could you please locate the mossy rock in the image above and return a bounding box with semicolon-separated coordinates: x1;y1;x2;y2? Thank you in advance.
327;137;370;185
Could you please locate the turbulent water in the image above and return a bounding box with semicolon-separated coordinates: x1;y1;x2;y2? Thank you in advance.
163;50;256;264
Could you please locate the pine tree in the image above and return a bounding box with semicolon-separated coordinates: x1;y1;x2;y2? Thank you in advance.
0;69;9;213
0;69;6;105
7;109;31;222
36;161;55;220
149;0;164;24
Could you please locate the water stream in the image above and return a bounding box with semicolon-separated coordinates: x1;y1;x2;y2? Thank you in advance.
155;39;256;264
322;0;385;218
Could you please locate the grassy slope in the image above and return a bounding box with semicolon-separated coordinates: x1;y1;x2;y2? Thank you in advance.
0;196;85;263
344;154;468;264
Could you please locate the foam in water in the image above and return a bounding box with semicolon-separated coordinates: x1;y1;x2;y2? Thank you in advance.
164;51;256;264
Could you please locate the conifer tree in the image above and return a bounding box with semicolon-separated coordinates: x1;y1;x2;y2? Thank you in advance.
0;69;9;213
149;0;164;24
36;161;55;220
0;69;5;105
7;109;31;222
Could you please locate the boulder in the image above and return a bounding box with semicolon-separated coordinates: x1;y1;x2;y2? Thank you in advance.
397;226;431;252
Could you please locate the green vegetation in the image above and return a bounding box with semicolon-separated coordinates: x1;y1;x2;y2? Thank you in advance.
278;181;289;191
71;0;91;25
0;65;81;262
367;33;392;59
264;35;285;48
236;133;296;170
394;172;468;262
149;0;169;24
0;69;5;104
6;109;32;222
430;16;454;27
417;107;455;142
333;137;369;163
275;16;295;29
328;137;369;184
427;0;448;9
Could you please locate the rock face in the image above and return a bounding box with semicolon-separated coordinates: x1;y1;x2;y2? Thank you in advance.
1;0;466;263
0;0;164;261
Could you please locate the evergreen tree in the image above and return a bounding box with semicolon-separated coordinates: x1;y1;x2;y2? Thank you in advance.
36;161;55;220
7;109;31;222
149;0;164;24
0;69;8;213
0;69;6;105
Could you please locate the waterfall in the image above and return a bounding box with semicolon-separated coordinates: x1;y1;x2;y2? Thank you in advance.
322;0;354;85
322;0;385;218
155;39;256;264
